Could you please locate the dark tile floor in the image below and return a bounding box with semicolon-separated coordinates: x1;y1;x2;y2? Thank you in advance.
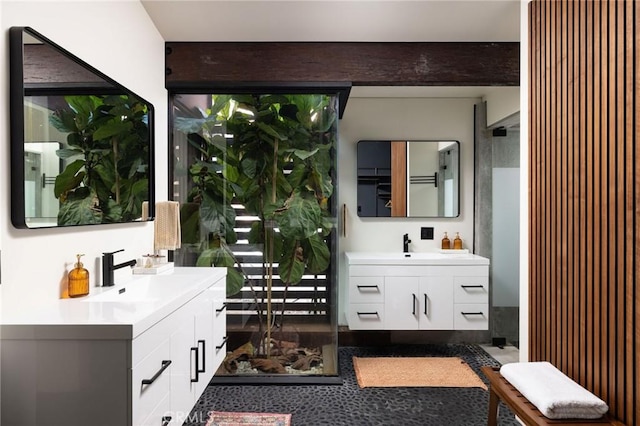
185;344;519;426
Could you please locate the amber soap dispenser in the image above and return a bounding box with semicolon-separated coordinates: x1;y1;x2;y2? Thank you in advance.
453;232;463;250
68;254;89;298
441;232;451;249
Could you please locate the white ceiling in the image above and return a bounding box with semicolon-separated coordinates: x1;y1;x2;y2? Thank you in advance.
141;0;521;98
141;0;520;42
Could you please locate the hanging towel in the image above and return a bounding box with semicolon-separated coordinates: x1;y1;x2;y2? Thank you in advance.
500;361;609;420
141;201;149;221
154;201;181;251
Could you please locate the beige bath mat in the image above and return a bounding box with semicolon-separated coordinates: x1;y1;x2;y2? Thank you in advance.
352;356;487;389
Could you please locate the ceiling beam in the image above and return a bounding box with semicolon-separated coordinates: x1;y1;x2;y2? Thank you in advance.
165;42;519;87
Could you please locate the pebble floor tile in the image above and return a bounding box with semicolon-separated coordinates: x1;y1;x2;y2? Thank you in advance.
184;344;520;426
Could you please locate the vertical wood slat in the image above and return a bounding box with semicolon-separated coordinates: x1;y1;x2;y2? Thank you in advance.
528;1;638;424
626;2;637;423
390;141;407;217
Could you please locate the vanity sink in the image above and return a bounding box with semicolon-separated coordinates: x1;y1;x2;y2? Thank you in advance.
82;278;159;303
81;272;198;303
345;252;489;265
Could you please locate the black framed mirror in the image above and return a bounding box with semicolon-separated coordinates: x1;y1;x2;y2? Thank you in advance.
9;27;155;229
357;140;460;218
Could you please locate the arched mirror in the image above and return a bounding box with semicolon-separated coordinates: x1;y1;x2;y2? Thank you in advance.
9;27;155;229
357;140;459;218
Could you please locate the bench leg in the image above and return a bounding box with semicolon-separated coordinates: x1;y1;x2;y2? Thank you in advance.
487;386;499;426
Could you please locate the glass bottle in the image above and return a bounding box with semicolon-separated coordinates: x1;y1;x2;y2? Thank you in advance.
453;232;463;250
441;232;451;250
68;254;89;298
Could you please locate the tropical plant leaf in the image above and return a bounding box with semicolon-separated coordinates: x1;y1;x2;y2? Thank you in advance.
278;241;305;285
54;159;85;198
305;233;330;274
256;122;288;140
225;268;245;297
93;120;133;141
196;246;245;296
55;148;83;160
286;148;319;161
276;191;322;240
50;109;79;133
57;187;102;225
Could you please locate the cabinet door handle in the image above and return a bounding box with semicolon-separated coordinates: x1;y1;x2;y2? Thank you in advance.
141;360;172;385
461;311;485;316
190;347;199;383
216;336;228;351
357;311;379;316
461;285;485;289
412;293;417;315
423;293;428;316
357;285;379;290
161;416;172;426
216;302;228;313
197;339;206;374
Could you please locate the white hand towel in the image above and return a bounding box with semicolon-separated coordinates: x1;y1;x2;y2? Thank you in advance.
154;201;181;251
500;361;608;420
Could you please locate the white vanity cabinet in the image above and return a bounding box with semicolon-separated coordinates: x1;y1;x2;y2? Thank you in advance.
383;276;454;330
345;253;489;331
0;267;227;426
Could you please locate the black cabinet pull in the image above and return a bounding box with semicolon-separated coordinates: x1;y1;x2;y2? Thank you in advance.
412;293;417;315
190;347;199;383
461;312;484;316
357;311;379;316
216;336;229;350
216;303;228;313
197;339;206;373
141;360;171;385
423;293;428;316
461;285;485;289
357;285;379;290
161;416;172;426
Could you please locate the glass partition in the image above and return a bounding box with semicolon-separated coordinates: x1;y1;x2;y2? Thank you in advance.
171;93;339;382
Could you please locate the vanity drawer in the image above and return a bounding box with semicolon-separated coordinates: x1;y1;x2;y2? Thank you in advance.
453;276;489;304
453;303;489;330
212;281;228;370
139;393;171;426
349;276;384;303
348;304;385;330
131;337;171;426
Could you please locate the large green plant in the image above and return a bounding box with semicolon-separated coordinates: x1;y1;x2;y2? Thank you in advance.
175;94;336;355
50;95;150;225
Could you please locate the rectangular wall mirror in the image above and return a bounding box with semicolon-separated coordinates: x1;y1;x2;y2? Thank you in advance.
357;140;459;218
9;27;155;229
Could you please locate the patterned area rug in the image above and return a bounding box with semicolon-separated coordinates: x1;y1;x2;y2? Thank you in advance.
353;356;487;389
206;411;291;426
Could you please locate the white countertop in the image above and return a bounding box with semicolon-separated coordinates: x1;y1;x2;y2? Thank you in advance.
1;267;227;340
345;251;490;265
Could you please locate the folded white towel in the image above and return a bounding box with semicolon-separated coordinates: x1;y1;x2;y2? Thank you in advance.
500;362;608;420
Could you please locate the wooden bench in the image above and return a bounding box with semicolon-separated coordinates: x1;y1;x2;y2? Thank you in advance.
480;366;624;426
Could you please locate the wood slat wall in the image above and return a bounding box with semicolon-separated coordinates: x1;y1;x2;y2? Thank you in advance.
528;1;638;424
390;141;407;217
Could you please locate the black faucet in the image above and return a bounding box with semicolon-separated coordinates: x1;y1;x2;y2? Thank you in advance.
403;233;411;253
102;249;137;287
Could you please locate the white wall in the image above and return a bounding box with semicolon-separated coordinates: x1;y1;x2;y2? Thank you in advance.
519;0;531;361
484;87;520;127
338;97;478;324
0;1;168;305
